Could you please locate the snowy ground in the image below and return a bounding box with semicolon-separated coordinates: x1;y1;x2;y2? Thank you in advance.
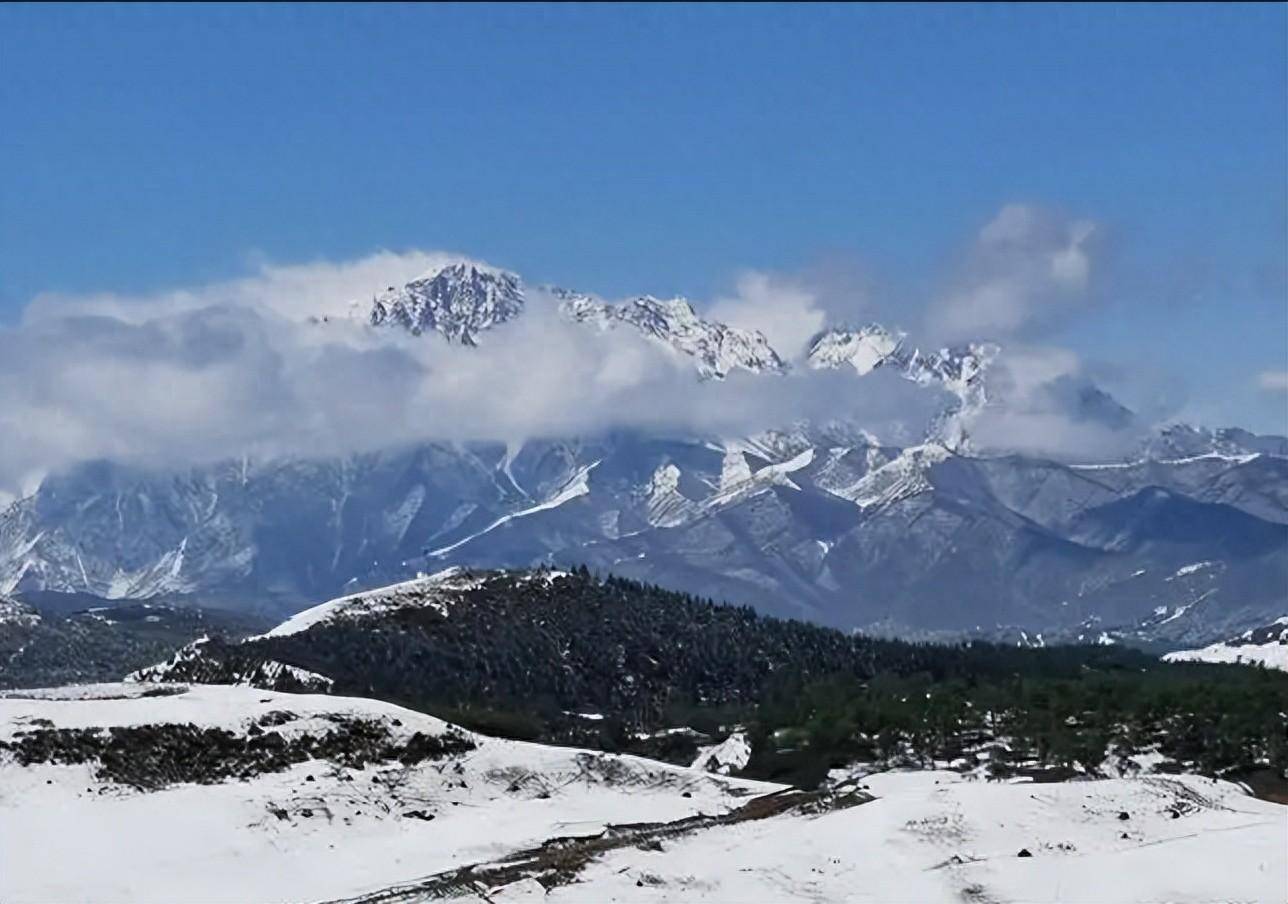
1164;616;1288;671
479;770;1286;904
1;683;1284;904
0;684;767;904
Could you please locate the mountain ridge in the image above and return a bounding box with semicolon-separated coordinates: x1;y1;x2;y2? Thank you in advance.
1;261;1284;642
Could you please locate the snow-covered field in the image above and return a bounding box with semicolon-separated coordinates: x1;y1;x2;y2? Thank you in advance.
0;683;766;904
1164;616;1288;671
1;683;1284;904
498;770;1286;904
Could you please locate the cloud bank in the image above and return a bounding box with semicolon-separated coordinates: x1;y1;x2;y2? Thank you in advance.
0;203;1182;499
0;253;947;498
1258;370;1288;393
926;204;1099;344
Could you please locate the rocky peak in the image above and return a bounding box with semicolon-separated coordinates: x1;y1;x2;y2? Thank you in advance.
368;261;524;345
559;292;788;380
806;324;907;376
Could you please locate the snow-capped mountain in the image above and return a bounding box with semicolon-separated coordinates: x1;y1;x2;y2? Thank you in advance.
361;261;787;378
367;261;524;344
558;289;788;379
806;324;908;376
1;260;1285;644
351;261;1261;458
806;325;999;448
1147;424;1288;460
2;430;1284;643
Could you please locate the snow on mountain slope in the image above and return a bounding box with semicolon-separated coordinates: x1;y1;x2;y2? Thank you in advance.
367;261;524;345
558;290;788;379
3;431;1284;641
1147;424;1288;460
1163;616;1288;671
424;460;599;558
807;327;999;448
825;443;951;510
644;463;699;527
806;325;998;399
0;682;774;904
359;262;788;379
258;567;482;639
806;324;908;376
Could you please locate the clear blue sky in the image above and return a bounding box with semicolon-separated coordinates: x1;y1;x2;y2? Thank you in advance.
2;3;1285;429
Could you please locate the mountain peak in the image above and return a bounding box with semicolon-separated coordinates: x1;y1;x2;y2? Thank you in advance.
410;259;512;283
368;261;524;345
806;324;907;376
1146;423;1288;460
560;293;788;380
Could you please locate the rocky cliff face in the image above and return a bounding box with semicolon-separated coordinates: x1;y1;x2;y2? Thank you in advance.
367;262;525;344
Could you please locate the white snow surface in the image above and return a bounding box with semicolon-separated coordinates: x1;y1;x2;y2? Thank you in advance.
1162;617;1288;671
1173;561;1215;578
806;324;906;376
0;683;771;904
690;731;751;775
1;684;1284;903
832;443;950;509
425;461;599;558
258;566;481;639
1164;640;1288;671
457;769;1285;904
558;291;787;380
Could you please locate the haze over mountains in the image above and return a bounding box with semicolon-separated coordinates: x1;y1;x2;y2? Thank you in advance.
2;260;1284;645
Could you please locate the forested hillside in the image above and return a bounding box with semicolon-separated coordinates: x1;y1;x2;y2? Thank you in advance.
134;569;1288;787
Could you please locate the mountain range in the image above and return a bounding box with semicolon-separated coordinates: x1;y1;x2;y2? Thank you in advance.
2;261;1284;645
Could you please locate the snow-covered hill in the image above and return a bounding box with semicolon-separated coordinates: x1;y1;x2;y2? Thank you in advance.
0;682;775;903
1163;616;1288;671
255;567;484;639
1;682;1282;904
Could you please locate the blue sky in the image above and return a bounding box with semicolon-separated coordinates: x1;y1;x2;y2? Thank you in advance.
2;3;1285;431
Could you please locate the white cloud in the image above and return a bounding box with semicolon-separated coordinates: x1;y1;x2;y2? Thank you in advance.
23;250;480;326
958;343;1146;460
1257;370;1288;393
0;204;1179;495
0;252;945;496
707;271;827;360
927;204;1099;343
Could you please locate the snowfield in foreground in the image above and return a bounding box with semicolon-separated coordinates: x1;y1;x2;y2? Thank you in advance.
500;771;1286;904
1163;616;1288;672
0;683;1284;904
